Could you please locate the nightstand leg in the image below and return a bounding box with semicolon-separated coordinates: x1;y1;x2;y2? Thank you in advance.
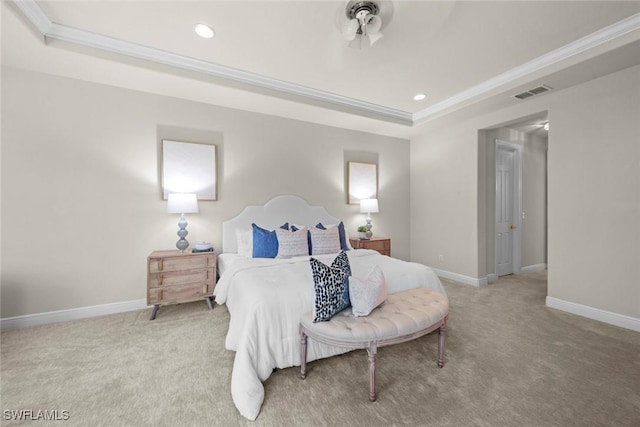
150;304;160;320
206;296;214;311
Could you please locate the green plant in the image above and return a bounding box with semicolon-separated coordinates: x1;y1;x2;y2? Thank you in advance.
357;226;368;233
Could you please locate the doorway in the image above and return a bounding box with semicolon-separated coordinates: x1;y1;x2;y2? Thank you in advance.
495;140;522;276
481;112;548;282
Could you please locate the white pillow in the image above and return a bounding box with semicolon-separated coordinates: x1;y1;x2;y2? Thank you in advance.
275;227;309;258
309;226;341;255
349;265;387;317
316;222;353;250
236;229;253;258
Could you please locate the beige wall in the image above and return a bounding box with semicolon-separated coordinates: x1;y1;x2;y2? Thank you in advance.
547;65;639;319
411;63;640;319
521;134;547;268
1;67;410;318
410;124;479;278
2;63;638;324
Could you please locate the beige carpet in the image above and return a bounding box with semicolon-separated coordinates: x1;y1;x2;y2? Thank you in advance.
2;271;639;426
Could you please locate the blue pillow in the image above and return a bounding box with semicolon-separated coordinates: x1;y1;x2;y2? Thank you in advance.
316;222;349;251
309;251;351;322
252;223;288;258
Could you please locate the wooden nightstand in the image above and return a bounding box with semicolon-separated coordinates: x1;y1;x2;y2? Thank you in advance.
349;237;391;256
147;250;216;320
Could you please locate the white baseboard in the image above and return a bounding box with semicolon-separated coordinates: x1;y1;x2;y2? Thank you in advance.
0;299;148;330
546;296;640;332
486;273;498;283
521;263;547;273
432;268;488;287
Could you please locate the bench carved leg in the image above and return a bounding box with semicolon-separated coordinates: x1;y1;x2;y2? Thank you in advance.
300;329;308;379
437;316;448;368
367;342;378;401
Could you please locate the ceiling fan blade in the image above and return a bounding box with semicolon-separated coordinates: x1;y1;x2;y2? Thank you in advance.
368;32;384;46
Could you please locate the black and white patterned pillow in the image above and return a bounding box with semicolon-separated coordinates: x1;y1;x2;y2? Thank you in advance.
309;251;351;322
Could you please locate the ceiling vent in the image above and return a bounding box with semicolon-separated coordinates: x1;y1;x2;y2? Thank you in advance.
514;84;553;100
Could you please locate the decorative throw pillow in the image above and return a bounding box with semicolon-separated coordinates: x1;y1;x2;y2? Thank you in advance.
309;226;341;255
275;226;309;258
252;223;288;258
236;229;253;258
291;223;312;254
349;265;387;317
316;222;350;251
310;251;352;322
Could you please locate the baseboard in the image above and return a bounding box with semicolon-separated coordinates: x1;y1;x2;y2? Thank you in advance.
486;273;498;283
0;299;149;330
546;296;640;332
432;268;487;287
521;263;547;273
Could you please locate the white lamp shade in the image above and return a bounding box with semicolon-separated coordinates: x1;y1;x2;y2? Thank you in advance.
366;15;382;34
167;193;199;214
342;19;359;41
360;198;379;214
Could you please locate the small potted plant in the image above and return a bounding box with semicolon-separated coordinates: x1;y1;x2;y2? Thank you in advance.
357;225;369;239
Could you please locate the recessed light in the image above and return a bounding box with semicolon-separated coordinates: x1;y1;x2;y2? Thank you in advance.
413;93;426;101
195;24;215;39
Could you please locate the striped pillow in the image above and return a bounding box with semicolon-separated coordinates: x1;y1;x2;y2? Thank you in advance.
275;227;309;258
309;226;341;255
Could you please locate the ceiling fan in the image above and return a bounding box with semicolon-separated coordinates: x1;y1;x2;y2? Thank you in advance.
338;1;394;49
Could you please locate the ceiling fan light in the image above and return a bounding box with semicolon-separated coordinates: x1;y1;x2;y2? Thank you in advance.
342;18;360;40
339;0;391;48
366;15;382;34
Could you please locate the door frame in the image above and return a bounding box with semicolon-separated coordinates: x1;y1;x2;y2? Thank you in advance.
495;139;523;276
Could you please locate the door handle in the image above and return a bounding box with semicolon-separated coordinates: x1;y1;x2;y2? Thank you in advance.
510;224;517;230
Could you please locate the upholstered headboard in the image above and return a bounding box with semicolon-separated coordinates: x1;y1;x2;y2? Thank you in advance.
221;195;340;253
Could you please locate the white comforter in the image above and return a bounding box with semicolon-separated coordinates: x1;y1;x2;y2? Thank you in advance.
214;249;445;421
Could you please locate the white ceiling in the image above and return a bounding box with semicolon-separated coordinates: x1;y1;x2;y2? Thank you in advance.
2;1;640;138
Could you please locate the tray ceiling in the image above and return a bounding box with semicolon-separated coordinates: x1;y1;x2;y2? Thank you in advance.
3;1;640;137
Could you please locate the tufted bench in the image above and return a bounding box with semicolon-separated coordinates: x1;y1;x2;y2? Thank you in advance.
299;287;449;401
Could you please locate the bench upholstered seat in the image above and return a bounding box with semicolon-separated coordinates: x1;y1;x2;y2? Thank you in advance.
300;287;449;401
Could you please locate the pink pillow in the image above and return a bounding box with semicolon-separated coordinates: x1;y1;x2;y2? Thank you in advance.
349;265;387;316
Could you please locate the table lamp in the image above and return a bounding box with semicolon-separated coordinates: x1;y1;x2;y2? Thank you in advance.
359;198;379;239
167;193;198;251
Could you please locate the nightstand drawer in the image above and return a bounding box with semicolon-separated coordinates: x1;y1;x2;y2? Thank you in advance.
148;268;215;288
349;237;391;256
148;254;215;273
364;240;389;252
148;283;213;304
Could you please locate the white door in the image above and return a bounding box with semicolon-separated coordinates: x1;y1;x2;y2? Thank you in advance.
495;141;522;277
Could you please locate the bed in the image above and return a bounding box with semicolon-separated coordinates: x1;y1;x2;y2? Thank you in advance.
214;195;446;420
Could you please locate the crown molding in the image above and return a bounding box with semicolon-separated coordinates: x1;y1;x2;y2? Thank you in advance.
13;0;51;34
13;0;413;125
12;1;640;127
413;12;640;123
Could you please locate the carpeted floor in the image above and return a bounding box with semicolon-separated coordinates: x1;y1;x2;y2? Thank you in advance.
2;271;639;426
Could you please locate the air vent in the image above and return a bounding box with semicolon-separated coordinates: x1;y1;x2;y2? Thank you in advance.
514;85;553;100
